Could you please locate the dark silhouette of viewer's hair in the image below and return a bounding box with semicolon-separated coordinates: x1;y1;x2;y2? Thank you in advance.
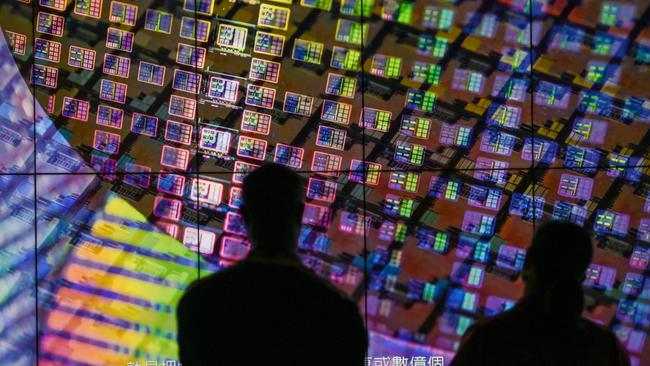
241;164;305;254
523;221;594;324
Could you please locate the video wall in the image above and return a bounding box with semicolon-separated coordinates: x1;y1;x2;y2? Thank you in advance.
1;0;649;365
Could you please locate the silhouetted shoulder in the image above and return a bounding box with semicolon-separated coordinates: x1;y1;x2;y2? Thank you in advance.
451;306;631;366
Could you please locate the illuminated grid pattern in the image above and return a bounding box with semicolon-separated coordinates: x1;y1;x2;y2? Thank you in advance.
40;0;67;11
335;19;367;45
473;159;509;185
492;75;528;102
165;120;193;145
301;0;332;11
3;1;650;364
480;130;516;156
258;4;290;31
249;58;281;83
61;96;90;121
137;62;166;86
37;12;65;37
158;172;186;196
564;146;600;173
466;12;498;37
429;178;460;201
99;79;127;104
217;24;248;51
388;171;419;193
306;178;337;202
233;161;259;184
521;138;557;164
452;69;485;93
274;144;304;169
400;115;431;139
176;43;206;68
340;0;373;17
199;127;232;155
440;124;472;147
325;73;356;98
283;92;314;116
68;45;96;70
224;212;247;236
410;62;441;84
311;151;342;174
349;160;381;186
103;54;130;78
384;194;414;217
331;46;361;71
321;100;352;124
173;70;201;93
106;27;134;52
5;31;27;55
168;95;196;120
74;0;103;19
535;81;570;108
183;0;214;15
109;1;138;26
96;105;123;129
509;194;544;220
594;211;630;237
237;136;268;161
93;130;121;154
32;64;58;88
208;77;239;103
160;145;190;170
293;39;324;64
417;35;448;57
316;125;346;151
180;17;210;42
34;38;61;63
245;85;276;109
241;110;272;135
254;31;285;56
486;104;520;129
382;0;414;24
572;118;608;144
405;89;435;112
422;6;454;30
153;196;183;221
361;108;391;132
123;163;152;188
145;9;173;34
371;54;402;78
557;174;594;200
130;113;158;136
552;201;588;226
394;143;425;165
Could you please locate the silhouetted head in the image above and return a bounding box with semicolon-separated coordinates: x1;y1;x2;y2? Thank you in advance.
241;164;305;257
522;221;593;323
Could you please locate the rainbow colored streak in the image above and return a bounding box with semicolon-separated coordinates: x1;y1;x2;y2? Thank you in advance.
39;195;210;365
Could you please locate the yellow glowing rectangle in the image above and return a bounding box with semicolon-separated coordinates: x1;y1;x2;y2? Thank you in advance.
258;4;291;31
47;309;178;358
55;287;178;332
63;263;181;304
74;240;197;283
90;219;197;260
42;334;131;366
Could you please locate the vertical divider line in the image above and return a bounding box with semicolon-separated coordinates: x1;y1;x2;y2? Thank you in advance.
31;0;40;364
528;0;537;235
194;0;201;281
359;0;369;361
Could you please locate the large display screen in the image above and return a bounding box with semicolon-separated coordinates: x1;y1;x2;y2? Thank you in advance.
1;0;649;365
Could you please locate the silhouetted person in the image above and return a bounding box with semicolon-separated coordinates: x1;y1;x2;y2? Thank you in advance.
451;221;630;366
177;164;368;366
